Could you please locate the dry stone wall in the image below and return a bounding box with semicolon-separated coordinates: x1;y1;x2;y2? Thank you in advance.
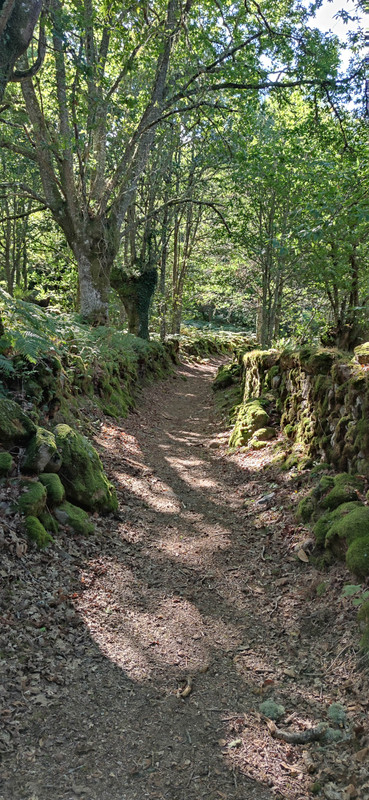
239;344;369;475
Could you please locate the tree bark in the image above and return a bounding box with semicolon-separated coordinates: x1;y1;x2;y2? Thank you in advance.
111;268;157;339
0;0;43;100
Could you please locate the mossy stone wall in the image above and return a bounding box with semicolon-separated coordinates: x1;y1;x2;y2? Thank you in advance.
239;345;369;475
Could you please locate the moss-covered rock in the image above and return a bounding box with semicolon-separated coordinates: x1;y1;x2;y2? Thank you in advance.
54;424;117;512
346;536;369;577
313;502;362;547
212;363;241;391
0;451;13;476
251;427;276;442
18;481;47;516
296;496;316;523
54;500;95;534
38;511;59;534
39;473;65;506
334;473;365;492
325;506;369;555
315;475;335;496
25;516;54;548
319;482;360;511
229;399;269;448
0;397;36;446
22;427;62;474
354;343;369;366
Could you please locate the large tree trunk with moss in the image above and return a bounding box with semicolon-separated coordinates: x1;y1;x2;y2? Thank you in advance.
111;268;157;339
73;247;111;326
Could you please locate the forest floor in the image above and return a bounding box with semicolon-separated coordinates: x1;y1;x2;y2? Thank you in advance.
1;358;369;800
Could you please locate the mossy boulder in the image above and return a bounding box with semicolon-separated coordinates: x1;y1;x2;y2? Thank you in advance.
346;536;369;577
334;473;365;492
313;502;363;547
54;501;95;534
299;346;335;375
318;473;363;512
320;483;360;511
39;511;59;534
18;481;47;516
22;427;62;474
296;496;315;523
39;473;65;506
354;343;369;366
251;427;275;442
213;363;241;391
229;399;269;448
0;451;13;476
25;516;53;548
325;506;369;554
0;397;36;446
54;424;117;512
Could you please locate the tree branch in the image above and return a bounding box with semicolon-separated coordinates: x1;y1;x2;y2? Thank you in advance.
11;6;47;82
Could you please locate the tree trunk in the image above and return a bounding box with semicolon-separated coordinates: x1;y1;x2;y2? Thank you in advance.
0;0;43;100
111;268;157;339
72;249;111;325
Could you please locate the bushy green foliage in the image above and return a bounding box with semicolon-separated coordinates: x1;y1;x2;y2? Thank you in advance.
0;290;174;419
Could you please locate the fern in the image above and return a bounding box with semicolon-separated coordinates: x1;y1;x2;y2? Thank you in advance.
0;354;14;374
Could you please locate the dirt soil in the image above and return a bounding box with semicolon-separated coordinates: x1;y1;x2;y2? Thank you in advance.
1;358;369;800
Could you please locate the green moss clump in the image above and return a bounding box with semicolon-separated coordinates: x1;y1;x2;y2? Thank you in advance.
346;536;369;577
354;343;369;366
312;475;335;499
25;516;53;548
38;511;59;534
327;703;346;725
249;439;268;450
0;452;13;476
54;424;117;512
334;473;365;492
251;427;275;442
22;427;62;474
283;453;300;470
300;347;335;375
54;500;95;534
229;399;269;448
310;463;331;475
18;481;47;516
212;363;241;392
313;502;363;547
39;473;65;506
259;700;285;721
0;397;36;445
325;506;369;546
284;423;295;439
296;496;315;523
319;482;359;511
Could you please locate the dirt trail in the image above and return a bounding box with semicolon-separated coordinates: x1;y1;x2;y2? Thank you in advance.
1;359;369;800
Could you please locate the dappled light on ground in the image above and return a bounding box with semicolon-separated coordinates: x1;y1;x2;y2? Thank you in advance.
2;359;369;800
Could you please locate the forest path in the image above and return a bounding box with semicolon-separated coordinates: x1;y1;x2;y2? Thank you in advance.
2;359;368;800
